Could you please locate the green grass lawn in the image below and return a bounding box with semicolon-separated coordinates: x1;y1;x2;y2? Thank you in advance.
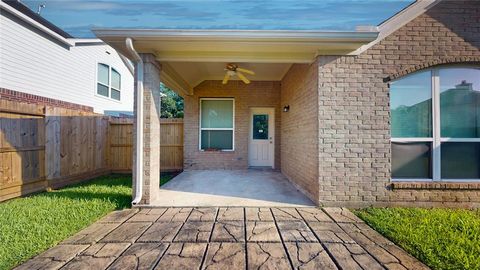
0;172;176;270
355;207;480;270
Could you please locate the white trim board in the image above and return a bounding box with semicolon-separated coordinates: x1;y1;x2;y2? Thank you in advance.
0;2;74;47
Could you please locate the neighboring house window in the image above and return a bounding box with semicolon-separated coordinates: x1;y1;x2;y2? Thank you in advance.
97;63;110;97
390;66;480;181
111;68;121;101
97;63;121;101
199;98;234;151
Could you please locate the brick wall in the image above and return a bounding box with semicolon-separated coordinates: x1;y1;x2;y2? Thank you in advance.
316;0;480;207
280;63;319;202
183;80;281;170
0;88;93;112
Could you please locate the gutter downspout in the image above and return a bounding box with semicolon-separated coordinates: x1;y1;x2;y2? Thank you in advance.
126;38;143;205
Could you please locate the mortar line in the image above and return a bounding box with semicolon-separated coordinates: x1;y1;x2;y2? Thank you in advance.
151;207;169;223
199;241;209;270
102;242;133;270
171;207;194;242
243;207;248;270
300;207;347;270
338;224;386;269
151;242;171;269
270;208;295;269
209;207;220;242
200;207;218;270
322;208;386;269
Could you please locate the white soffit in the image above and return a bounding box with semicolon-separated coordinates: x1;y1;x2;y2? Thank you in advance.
93;29;378;95
167;62;292;88
93;29;379;63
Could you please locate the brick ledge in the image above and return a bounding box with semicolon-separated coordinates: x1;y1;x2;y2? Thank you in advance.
0;87;94;112
391;181;480;190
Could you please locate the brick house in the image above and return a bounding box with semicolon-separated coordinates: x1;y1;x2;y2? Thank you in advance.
95;0;480;207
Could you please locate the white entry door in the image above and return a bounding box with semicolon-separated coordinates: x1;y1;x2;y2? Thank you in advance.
248;108;274;168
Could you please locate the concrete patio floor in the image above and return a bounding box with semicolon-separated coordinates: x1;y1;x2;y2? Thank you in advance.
152;170;315;207
16;207;429;270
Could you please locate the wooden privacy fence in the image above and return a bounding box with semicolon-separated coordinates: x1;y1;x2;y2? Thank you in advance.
109;118;183;173
0;100;183;202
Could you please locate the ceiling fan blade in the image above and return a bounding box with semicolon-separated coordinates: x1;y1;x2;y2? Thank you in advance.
236;67;255;75
236;72;250;84
222;72;230;84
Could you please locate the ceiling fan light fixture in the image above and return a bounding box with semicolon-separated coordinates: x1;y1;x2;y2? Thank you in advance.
222;63;254;85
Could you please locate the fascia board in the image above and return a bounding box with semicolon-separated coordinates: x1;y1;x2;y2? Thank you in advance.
1;2;74;47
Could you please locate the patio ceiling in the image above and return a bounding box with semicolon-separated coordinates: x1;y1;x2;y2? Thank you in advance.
93;29;378;95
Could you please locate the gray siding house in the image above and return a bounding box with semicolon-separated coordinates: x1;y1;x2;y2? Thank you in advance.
0;1;134;115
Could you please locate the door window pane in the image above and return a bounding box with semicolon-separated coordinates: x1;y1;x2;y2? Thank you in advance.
111;69;121;90
441;142;480;179
390;71;432;137
97;83;108;97
440;68;480;138
201;100;233;128
253;114;268;140
392;142;432;179
201;130;233;150
97;63;109;85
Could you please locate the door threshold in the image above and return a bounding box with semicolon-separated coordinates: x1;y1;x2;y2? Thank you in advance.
248;166;275;171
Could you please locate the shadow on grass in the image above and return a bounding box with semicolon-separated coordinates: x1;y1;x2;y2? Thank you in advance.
42;190;131;209
35;174;133;210
30;172;180;210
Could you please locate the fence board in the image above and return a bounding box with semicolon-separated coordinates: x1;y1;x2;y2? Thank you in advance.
1;102;46;200
109;118;183;173
45;107;61;179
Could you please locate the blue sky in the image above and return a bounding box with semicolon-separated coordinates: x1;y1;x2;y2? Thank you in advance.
23;0;414;38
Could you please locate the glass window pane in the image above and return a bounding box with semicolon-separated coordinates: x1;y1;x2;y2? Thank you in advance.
253;114;268;140
390;71;432;137
201;100;233;128
111;89;120;101
441;142;480;179
440;68;480;138
97;83;108;97
392;142;432;179
97;64;109;85
111;69;121;90
201;130;233;150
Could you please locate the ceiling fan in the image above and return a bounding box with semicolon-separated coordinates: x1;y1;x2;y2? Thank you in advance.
222;63;255;85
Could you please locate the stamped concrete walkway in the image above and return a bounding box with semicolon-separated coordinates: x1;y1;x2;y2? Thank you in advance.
16;207;429;270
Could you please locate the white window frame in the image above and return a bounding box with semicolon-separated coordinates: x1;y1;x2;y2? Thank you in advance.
110;68;121;101
199;98;235;151
95;63;121;102
391;66;480;182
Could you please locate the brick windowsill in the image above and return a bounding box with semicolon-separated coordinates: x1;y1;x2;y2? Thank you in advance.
391;181;480;190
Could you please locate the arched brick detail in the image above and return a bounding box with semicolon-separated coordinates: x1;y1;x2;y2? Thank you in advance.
385;56;480;82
